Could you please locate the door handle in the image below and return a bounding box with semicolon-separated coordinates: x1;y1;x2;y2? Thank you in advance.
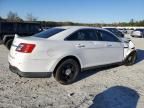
107;44;112;47
76;44;85;48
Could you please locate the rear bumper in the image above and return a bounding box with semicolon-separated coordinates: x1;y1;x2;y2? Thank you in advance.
9;63;52;78
8;52;58;73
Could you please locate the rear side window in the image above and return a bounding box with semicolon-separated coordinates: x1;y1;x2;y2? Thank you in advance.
33;28;65;38
66;29;99;41
98;30;120;42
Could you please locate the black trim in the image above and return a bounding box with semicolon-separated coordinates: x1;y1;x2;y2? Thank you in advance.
9;64;52;78
82;62;122;71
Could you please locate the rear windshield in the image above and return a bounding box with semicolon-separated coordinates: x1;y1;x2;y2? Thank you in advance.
33;28;65;38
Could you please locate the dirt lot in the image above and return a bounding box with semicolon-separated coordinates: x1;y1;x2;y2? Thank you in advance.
0;35;144;108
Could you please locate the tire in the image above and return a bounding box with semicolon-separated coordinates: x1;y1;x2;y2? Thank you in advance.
124;51;137;66
5;39;13;50
54;59;80;85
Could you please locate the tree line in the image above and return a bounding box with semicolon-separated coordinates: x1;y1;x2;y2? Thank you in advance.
0;11;144;27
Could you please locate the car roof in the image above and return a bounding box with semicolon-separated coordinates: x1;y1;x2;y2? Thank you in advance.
55;26;101;30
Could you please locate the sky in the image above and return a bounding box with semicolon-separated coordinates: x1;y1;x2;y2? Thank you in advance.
0;0;144;23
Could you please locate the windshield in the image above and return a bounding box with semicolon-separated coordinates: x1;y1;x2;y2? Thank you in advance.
33;28;65;38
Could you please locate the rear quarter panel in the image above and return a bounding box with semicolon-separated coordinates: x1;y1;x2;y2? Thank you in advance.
34;40;85;69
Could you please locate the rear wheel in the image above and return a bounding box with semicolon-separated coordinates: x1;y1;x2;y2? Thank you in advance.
54;59;80;85
124;51;137;66
5;39;13;50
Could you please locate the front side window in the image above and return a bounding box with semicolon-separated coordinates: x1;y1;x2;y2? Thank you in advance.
105;28;123;38
98;30;120;42
66;29;99;41
33;28;65;38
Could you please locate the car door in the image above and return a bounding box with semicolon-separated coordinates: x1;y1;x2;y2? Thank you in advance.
96;29;124;64
66;29;107;68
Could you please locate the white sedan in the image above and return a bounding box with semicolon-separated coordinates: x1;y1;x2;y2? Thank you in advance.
131;29;144;38
8;26;136;85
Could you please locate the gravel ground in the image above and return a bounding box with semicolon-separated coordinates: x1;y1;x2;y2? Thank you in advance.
0;35;144;108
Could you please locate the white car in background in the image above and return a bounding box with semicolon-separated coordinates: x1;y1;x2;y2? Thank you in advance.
8;26;136;85
131;29;144;38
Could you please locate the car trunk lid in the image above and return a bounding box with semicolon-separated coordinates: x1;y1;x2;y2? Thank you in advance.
10;34;41;58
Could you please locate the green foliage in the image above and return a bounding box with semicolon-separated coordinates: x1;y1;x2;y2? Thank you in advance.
7;11;23;22
0;17;3;21
2;11;144;27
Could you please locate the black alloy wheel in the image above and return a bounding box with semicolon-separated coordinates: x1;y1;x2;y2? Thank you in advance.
54;59;80;85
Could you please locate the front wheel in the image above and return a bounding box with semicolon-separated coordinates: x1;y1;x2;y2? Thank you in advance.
54;59;80;85
124;51;137;66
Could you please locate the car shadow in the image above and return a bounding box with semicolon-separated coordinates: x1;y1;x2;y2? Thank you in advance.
77;64;120;82
89;86;139;108
135;49;144;64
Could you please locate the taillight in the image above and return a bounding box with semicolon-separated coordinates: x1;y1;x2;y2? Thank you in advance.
16;43;35;53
